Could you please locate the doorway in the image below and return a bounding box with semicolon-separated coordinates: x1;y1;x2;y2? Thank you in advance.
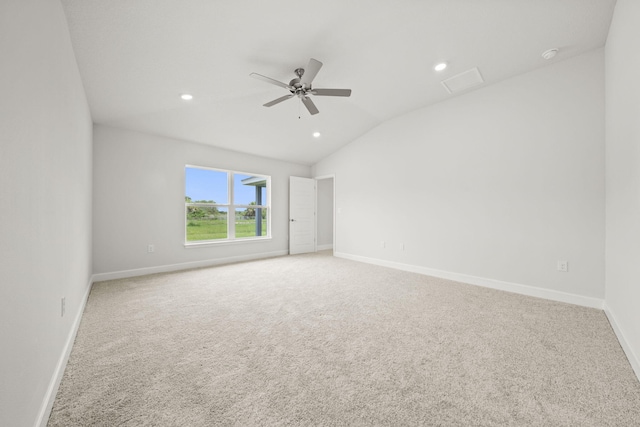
315;175;335;252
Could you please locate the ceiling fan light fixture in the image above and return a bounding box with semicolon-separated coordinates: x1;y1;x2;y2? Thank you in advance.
434;62;447;72
180;93;193;100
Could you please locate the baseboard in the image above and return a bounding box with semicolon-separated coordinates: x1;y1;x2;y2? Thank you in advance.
334;252;604;310
316;244;334;251
36;274;94;427
92;250;289;282
603;303;640;382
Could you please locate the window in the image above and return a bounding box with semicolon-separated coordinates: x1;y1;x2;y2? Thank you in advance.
185;165;270;244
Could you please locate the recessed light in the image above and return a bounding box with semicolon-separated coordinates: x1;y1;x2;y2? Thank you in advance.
541;48;559;60
434;62;447;72
181;93;193;100
313;131;321;138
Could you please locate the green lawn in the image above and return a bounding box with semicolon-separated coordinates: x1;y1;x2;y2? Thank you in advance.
187;217;267;241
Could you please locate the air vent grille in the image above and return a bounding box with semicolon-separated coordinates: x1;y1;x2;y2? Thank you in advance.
441;68;484;94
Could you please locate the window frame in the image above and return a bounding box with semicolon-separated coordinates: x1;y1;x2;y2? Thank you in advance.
184;165;271;247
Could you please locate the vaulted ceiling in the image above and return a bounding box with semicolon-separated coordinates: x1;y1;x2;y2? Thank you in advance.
61;0;617;165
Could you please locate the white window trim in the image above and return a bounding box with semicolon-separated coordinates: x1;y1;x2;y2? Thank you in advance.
184;165;271;246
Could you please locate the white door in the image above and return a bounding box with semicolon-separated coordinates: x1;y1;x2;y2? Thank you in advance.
289;176;316;255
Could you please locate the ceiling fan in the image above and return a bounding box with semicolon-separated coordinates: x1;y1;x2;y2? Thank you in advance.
250;58;352;115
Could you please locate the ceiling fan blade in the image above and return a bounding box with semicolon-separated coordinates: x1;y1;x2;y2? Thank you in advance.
250;72;291;90
310;88;352;97
263;94;294;107
300;58;323;86
301;96;319;115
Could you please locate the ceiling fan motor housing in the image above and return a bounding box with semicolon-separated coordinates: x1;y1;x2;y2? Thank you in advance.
289;78;302;88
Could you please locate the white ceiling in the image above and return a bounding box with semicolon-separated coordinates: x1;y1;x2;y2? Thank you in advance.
61;0;617;166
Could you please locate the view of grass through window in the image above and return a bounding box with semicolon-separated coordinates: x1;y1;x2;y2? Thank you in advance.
185;167;269;242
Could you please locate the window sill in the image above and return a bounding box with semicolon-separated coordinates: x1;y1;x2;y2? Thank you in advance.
184;236;272;248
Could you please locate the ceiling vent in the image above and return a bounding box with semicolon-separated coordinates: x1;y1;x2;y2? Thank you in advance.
441;68;484;94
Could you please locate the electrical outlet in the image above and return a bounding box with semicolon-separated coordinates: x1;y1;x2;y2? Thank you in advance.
557;260;568;272
148;244;155;253
400;243;404;251
381;241;386;248
61;297;66;317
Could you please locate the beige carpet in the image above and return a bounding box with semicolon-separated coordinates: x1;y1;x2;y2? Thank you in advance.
49;252;640;426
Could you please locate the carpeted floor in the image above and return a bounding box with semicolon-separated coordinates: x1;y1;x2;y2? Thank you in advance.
49;252;640;426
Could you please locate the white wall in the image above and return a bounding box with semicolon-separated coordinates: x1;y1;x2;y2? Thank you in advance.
93;125;311;276
313;49;605;303
0;1;93;426
316;177;334;249
605;0;640;378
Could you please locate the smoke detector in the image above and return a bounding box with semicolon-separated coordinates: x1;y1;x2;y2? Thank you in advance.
542;48;559;60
